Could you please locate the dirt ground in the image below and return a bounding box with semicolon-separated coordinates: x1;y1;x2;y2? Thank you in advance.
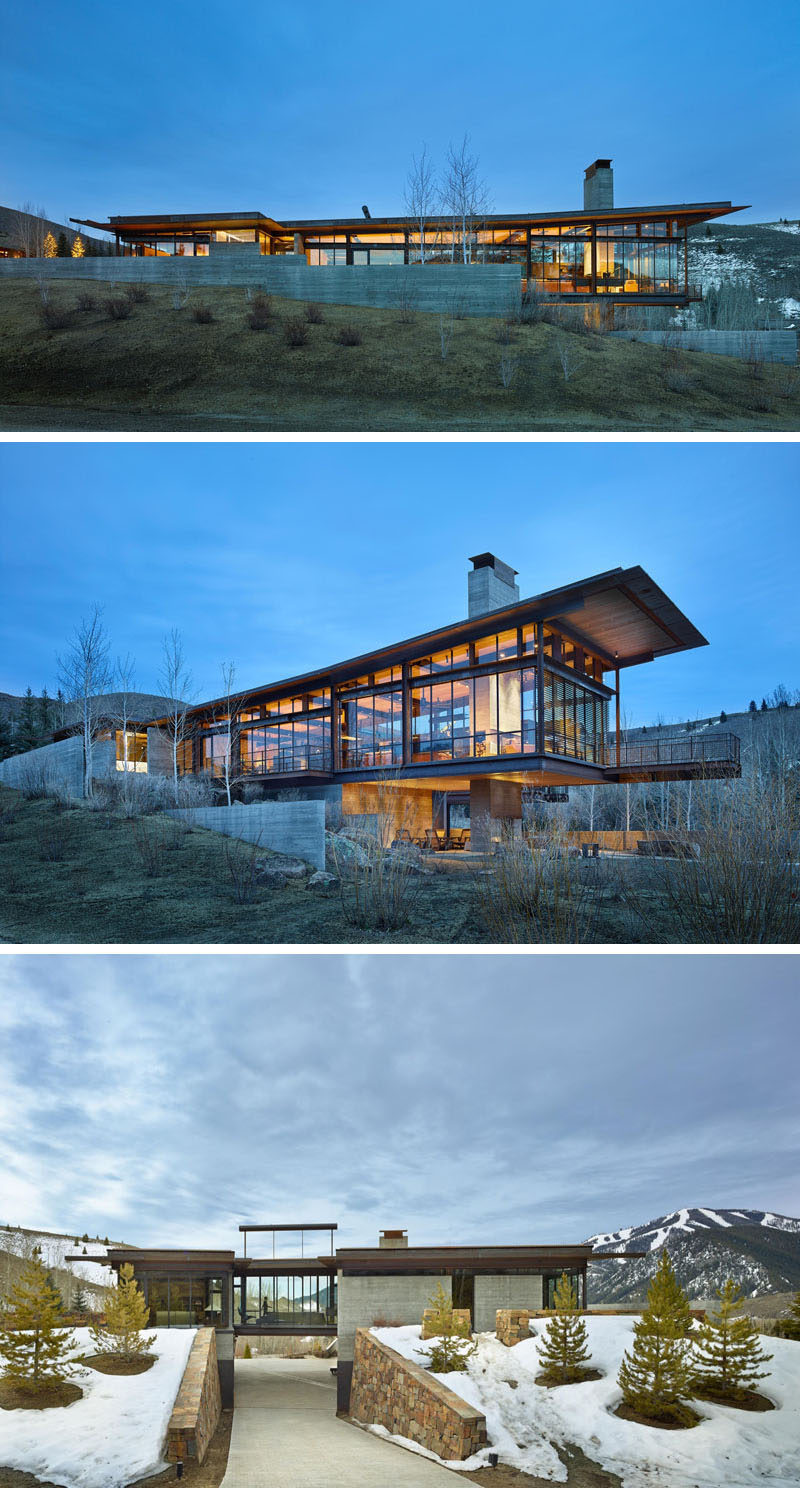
0;278;797;433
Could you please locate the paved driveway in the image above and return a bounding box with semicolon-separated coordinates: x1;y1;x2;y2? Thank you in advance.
219;1356;459;1487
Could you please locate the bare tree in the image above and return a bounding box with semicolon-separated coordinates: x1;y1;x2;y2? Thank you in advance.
404;145;439;265
441;135;491;265
209;662;251;807
57;605;113;798
555;336;583;383
112;653;138;774
10;202;49;258
157;629;194;806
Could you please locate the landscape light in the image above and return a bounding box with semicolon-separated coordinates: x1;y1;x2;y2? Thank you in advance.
176;1465;183;1480
488;1452;499;1467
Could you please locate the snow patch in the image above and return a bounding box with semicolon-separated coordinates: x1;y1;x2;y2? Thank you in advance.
373;1320;800;1488
0;1327;194;1488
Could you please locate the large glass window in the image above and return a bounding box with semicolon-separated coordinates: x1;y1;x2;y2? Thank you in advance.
341;690;402;768
237;1274;336;1328
142;1274;227;1328
115;730;147;773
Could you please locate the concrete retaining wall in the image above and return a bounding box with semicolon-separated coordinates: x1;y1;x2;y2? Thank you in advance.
165;800;325;871
0;255;521;318
349;1328;487;1461
167;1329;222;1465
610;328;797;364
0;735;114;795
337;1272;448;1413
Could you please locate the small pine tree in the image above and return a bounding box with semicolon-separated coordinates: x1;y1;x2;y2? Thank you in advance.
38;687;53;739
71;234;85;259
537;1272;592;1384
617;1251;693;1423
719;710;727;722
17;688;40;752
691;1279;772;1399
243;1342;252;1359
43;232;57;259
0;711;12;761
56;232;70;258
90;1263;154;1361
422;1282;475;1373
72;1285;90;1318
748;700;757;712
0;1253;75;1392
761;699;768;711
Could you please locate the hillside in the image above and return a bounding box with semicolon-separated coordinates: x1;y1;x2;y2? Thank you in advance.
688;221;800;328
588;1208;800;1303
0;1223;125;1308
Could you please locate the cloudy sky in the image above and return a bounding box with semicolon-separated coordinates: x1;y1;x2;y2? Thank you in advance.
1;953;797;1251
2;442;798;727
2;1;797;221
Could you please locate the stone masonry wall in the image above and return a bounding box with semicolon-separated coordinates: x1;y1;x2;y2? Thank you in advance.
349;1328;487;1462
496;1309;535;1346
166;1329;222;1465
421;1308;471;1340
0;256;521;318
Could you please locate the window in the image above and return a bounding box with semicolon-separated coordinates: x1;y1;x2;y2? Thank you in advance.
115;730;147;773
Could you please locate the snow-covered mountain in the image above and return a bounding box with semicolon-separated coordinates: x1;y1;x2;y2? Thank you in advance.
0;1224;125;1305
687;221;800;328
587;1208;800;1303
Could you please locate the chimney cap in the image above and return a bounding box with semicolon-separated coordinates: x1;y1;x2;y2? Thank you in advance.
380;1229;407;1238
469;552;519;576
584;159;613;177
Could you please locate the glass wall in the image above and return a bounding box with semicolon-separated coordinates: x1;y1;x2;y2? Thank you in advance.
236;1273;336;1328
140;1273;228;1327
529;221;684;296
340;690;403;768
115;730;148;773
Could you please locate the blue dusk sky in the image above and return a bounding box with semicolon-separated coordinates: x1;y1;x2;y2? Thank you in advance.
1;954;797;1246
1;441;797;726
1;1;798;227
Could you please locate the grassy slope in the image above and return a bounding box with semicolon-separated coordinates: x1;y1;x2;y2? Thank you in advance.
0;279;797;432
0;787;668;946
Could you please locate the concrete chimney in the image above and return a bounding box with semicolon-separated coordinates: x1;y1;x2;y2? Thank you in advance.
468;554;520;618
379;1229;408;1249
583;159;614;212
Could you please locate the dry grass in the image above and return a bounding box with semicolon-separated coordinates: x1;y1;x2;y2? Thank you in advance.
0;278;797;432
473;819;611;943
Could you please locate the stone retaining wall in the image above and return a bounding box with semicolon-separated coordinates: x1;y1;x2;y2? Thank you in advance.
421;1308;471;1340
167;1328;222;1465
349;1327;487;1461
0;256;521;318
496;1309;535;1346
165;799;325;870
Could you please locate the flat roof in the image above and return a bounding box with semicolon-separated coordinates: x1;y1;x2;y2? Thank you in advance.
158;564;706;725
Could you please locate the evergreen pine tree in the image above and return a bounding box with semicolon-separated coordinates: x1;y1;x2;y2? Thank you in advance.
0;1252;76;1393
56;232;69;258
0;711;12;761
71;234;85;259
43;232;57;259
17;688;40;752
422;1282;475;1373
719;710;727;722
537;1272;592;1384
617;1251;694;1424
89;1263;154;1361
72;1284;90;1318
761;699;768;711
38;687;53;740
690;1279;772;1400
749;700;757;712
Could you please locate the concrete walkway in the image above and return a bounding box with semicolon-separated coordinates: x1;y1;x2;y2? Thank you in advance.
219;1356;459;1487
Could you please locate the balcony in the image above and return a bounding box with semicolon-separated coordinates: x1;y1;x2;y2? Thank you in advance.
609;732;741;777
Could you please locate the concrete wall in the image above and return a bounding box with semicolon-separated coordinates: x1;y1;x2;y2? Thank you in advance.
166;1328;223;1464
165;800;325;871
0;255;521;318
337;1271;447;1412
349;1329;487;1460
0;735;114;795
473;1274;544;1333
610;328;797;365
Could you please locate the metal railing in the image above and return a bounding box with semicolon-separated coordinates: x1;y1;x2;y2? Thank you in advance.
612;733;741;770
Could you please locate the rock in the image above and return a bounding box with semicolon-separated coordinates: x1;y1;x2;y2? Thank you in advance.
307;870;338;894
257;868;288;889
254;856;308;881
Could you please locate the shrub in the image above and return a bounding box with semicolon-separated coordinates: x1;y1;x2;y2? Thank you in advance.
336;323;362;346
665;370;696;394
39;303;72;331
74;291;96;312
304;302;325;324
104;296;132;321
124;283;149;304
473;819;608;943
131;816;170;876
15;760;53;800
38;818;71;862
222;836;262;904
283;316;308;348
247;294;273;330
192;303;214;324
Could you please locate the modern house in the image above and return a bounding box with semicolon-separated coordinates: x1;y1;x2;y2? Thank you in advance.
72;159;745;304
83;1223;639;1411
129;553;740;850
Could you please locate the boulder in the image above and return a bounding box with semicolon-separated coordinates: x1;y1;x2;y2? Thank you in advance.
307;870;338;894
